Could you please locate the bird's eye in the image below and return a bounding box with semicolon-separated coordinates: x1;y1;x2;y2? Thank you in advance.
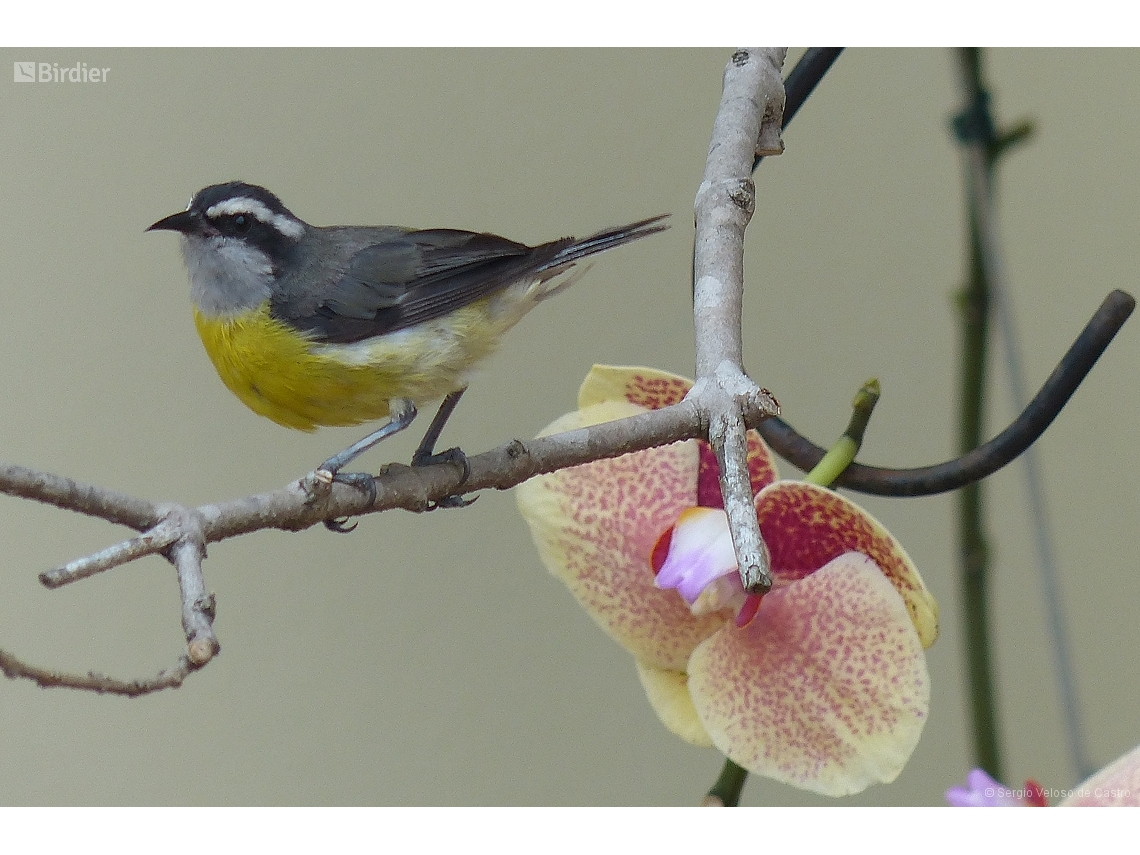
212;213;254;236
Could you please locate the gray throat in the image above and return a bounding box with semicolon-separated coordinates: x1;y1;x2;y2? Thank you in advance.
183;234;275;317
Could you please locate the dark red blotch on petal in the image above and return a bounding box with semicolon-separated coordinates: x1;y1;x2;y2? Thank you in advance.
1024;779;1048;806
696;443;724;509
757;485;881;582
734;594;762;627
650;525;674;575
696;435;778;510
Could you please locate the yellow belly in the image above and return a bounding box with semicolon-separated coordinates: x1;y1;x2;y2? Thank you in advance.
193;302;507;431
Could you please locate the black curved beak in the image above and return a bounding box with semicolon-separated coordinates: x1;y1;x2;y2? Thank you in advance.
147;210;198;234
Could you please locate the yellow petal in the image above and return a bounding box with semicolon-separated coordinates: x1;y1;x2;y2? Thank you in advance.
1061;742;1140;806
687;553;930;797
577;364;693;411
635;661;714;748
517;399;725;669
756;481;939;648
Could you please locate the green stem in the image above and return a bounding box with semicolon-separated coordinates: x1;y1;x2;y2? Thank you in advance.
705;757;749;806
805;379;880;487
953;46;1003;781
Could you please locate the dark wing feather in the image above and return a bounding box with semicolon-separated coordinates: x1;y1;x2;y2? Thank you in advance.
272;216;667;344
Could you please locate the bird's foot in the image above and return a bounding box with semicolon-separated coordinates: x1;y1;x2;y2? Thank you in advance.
411;446;476;511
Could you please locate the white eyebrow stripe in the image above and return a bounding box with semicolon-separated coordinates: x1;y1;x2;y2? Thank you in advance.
205;197;305;239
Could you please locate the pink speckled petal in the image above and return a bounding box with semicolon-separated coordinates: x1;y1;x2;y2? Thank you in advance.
756;481;939;648
686;553;930;797
516;398;725;670
635;661;714;748
577;365;693;411
1061;743;1140;806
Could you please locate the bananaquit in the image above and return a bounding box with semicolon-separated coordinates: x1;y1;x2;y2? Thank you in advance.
148;182;667;503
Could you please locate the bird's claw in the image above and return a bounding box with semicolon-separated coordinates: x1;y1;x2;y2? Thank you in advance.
426;494;478;512
412;446;475;511
322;470;377;533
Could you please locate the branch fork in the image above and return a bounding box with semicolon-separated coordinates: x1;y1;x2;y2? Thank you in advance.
4;497;219;694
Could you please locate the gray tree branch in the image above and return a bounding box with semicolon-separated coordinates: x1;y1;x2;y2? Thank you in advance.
691;47;786;593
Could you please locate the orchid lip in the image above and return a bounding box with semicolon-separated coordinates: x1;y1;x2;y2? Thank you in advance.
654;507;747;616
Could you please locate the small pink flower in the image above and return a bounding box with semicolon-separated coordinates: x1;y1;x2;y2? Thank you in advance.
517;366;939;796
946;769;1047;806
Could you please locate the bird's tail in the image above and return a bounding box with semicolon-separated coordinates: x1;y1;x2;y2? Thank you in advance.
537;214;670;274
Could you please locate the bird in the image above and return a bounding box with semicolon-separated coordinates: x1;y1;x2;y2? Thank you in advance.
148;181;668;515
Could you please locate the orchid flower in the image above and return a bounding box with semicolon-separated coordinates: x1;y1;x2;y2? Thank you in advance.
517;365;939;797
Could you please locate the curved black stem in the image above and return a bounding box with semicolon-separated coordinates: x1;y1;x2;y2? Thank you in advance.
754;47;844;171
757;289;1135;495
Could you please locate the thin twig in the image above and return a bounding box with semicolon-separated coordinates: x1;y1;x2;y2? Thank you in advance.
39;522;181;588
167;506;219;666
0;648;196;697
0;463;159;529
1;396;742;557
701;377;883;806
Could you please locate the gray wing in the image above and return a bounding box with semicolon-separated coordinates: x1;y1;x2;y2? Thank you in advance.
271;216;667;345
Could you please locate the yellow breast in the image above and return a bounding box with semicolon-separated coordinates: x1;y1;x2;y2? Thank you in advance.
192;301;508;431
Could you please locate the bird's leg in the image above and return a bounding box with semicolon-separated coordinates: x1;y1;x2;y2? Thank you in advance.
319;398;417;532
320;397;418;475
411;388;475;510
411;388;466;469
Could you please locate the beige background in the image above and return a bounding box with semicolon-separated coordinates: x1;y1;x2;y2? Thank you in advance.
0;48;1136;805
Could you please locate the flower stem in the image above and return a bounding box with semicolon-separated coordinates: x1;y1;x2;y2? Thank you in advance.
805;379;881;487
953;48;1092;783
704;757;749;806
952;46;1011;782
